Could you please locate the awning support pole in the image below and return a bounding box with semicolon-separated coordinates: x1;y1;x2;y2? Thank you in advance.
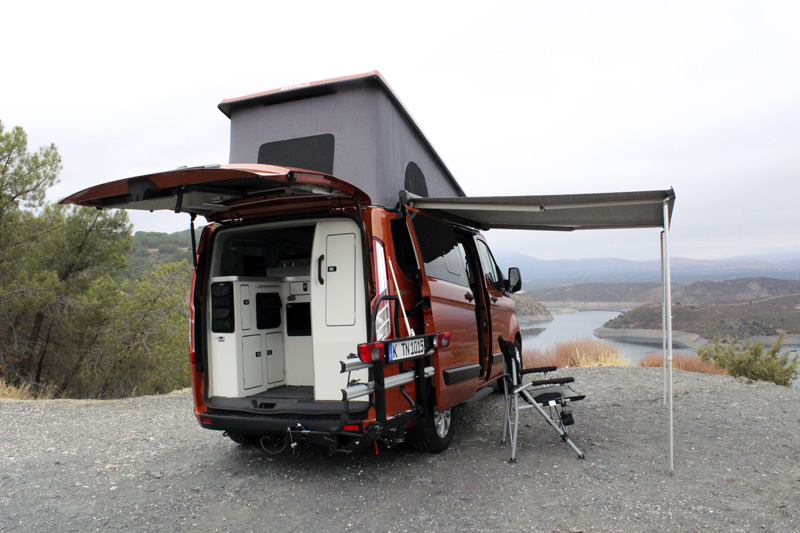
661;231;667;406
662;200;674;474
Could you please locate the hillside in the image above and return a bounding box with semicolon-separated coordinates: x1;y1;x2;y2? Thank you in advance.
120;230;194;281
602;278;800;338
670;277;800;305
510;292;552;321
603;303;783;339
531;282;661;304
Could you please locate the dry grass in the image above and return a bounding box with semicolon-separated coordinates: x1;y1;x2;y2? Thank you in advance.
637;354;729;376
523;338;629;369
0;380;54;400
0;381;37;400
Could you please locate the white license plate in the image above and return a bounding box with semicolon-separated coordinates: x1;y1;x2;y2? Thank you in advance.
388;338;426;361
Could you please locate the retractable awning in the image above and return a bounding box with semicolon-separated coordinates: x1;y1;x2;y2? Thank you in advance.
408;187;678;472
405;188;675;232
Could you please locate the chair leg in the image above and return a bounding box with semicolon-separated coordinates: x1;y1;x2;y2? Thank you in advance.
520;389;585;459
510;357;520;463
501;361;510;445
500;339;584;462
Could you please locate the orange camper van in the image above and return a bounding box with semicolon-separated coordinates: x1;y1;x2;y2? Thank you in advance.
62;72;522;453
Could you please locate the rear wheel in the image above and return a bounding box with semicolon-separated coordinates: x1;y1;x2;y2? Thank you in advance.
411;394;456;453
226;432;261;447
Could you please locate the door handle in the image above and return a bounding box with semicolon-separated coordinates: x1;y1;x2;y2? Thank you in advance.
317;254;325;285
464;292;474;302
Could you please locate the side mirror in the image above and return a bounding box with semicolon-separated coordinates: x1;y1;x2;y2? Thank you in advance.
507;267;522;293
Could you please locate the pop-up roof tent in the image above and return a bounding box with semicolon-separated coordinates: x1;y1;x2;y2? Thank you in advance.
218;71;465;209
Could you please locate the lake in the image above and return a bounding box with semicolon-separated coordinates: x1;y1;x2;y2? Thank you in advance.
520;310;799;387
520;310;696;365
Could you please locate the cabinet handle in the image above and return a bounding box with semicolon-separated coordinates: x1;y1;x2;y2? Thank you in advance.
317;254;325;285
465;292;474;302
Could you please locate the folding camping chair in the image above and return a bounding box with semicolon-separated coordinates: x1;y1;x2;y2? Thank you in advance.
498;336;586;462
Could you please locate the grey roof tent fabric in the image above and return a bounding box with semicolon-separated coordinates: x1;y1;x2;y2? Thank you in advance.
218;71;465;209
406;189;675;232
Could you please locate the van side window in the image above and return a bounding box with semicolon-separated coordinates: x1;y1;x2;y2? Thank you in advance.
409;213;468;287
476;240;504;292
457;242;473;286
390;219;419;280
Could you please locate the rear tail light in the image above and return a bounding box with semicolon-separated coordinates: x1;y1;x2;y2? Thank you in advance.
358;341;386;363
342;424;361;432
434;332;451;348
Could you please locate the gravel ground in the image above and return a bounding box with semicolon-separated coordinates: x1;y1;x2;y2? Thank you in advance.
2;367;799;532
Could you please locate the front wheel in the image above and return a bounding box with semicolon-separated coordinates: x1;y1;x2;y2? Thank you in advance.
410;395;456;453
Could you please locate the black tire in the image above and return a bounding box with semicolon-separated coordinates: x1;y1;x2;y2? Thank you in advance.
410;394;456;453
226;432;261;447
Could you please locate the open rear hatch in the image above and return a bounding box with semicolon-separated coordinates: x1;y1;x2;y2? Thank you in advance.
60;163;372;219
62;164;377;447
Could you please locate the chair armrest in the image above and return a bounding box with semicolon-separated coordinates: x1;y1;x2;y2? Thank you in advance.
529;376;575;387
520;366;558;375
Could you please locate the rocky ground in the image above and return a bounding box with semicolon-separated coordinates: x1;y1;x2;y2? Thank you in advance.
2;367;799;532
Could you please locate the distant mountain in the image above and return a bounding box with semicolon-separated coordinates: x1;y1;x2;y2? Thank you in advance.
593;277;800;338
531;282;662;304
670;278;800;306
492;250;800;289
603;303;783;339
531;277;800;306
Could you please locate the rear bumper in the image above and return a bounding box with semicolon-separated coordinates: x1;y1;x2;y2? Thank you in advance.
199;407;367;435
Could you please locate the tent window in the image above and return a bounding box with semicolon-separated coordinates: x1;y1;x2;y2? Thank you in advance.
404;162;429;197
257;134;335;175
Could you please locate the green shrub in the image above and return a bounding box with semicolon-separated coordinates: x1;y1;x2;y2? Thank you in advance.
698;334;799;386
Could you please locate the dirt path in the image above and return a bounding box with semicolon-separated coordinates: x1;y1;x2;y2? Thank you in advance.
2;367;799;532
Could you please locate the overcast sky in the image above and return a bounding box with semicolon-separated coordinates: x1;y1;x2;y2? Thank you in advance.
3;1;799;261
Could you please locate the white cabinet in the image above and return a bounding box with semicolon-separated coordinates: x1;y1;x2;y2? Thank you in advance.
207;277;286;398
266;333;284;384
242;335;264;390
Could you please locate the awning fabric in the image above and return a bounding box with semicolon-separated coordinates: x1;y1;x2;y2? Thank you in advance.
406;188;675;232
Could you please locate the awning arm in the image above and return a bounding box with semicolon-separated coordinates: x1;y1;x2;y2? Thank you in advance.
412;197;666;213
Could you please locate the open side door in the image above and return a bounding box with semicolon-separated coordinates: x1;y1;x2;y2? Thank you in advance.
60;163;371;221
403;207;481;412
